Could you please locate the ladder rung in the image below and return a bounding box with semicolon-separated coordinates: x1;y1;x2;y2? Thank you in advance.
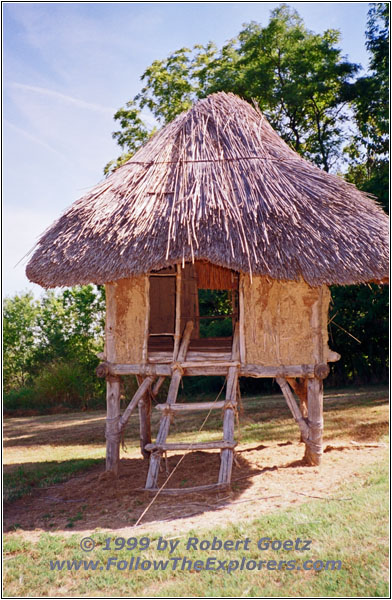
140;483;229;495
155;401;225;412
180;361;240;368
145;441;236;451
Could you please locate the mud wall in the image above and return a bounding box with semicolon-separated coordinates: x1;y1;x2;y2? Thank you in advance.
105;276;148;363
241;275;332;365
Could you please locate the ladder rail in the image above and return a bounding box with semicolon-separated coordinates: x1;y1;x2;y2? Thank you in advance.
218;322;240;485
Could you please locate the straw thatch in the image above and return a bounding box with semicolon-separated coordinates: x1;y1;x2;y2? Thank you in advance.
26;92;389;288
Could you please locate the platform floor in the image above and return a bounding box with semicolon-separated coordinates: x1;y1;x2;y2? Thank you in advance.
148;336;233;363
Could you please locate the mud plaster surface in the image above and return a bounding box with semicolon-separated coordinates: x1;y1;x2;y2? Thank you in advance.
106;276;147;363
242;275;332;365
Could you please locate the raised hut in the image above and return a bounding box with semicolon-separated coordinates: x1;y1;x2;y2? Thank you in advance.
26;92;389;493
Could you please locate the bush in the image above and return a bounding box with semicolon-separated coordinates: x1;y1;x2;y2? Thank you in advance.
32;360;104;409
4;387;38;412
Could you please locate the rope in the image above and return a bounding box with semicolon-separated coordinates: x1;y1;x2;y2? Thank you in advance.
305;419;323;454
308;419;323;429
171;362;185;376
223;402;237;411
304;438;323;453
128;156;295;166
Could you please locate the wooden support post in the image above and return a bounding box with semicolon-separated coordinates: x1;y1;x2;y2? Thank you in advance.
304;377;323;465
218;323;239;486
303;286;325;465
139;392;152;459
145;320;194;490
218;368;238;485
105;375;121;475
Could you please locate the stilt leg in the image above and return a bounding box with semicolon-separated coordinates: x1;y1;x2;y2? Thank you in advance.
105;375;121;475
218;375;237;485
139;391;152;459
304;377;323;465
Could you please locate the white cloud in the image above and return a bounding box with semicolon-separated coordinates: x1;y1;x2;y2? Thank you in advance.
8;82;114;115
4;119;69;159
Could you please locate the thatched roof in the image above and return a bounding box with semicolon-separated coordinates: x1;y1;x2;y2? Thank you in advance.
26;92;388;288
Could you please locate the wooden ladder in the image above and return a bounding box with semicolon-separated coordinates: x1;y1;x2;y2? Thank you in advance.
144;322;240;493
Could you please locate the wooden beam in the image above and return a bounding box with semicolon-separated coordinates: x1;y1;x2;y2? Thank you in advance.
287;378;308;416
180;361;239;368
140;483;228;495
241;364;316;378
152;376;166;397
276;377;309;441
155;401;225;412
97;361;330;379
118;376;154;432
145;441;236;451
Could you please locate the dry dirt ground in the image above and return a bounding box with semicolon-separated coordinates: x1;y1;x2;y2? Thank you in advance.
3;388;388;542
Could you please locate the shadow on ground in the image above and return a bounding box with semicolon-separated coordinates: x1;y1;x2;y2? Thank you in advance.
3;444;320;534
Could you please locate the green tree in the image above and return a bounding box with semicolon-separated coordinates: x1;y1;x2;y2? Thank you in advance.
330;3;389;385
3;285;106;410
329;284;389;385
108;4;359;173
345;2;389;211
3;292;40;390
104;101;155;175
206;5;359;171
103;2;388;387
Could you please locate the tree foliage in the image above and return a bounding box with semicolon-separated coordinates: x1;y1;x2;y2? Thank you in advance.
345;2;389;211
3;286;106;410
108;4;359;173
3;293;40;389
330;3;389;385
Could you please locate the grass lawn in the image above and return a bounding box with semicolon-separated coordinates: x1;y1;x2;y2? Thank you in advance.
3;385;389;597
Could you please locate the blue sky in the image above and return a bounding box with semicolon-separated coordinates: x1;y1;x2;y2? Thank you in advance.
3;1;372;296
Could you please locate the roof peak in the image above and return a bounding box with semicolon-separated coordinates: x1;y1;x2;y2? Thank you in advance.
26;92;389;288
